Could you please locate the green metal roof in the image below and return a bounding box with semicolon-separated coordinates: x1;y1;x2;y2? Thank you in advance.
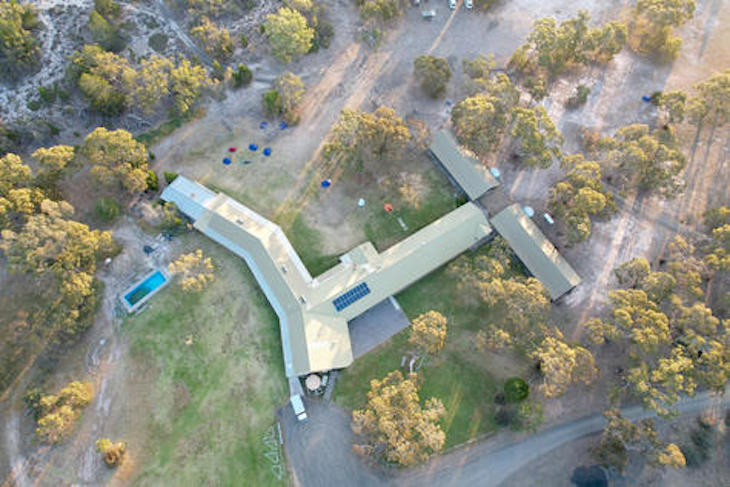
490;204;580;300
428;130;500;200
162;177;492;377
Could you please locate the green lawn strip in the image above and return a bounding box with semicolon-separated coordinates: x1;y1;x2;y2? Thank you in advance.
136;107;206;146
123;242;287;486
281;212;340;276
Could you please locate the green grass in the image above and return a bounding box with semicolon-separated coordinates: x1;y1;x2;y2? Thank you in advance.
363;178;466;251
136;107;206;146
334;248;510;449
282;212;340;276
122;239;288;486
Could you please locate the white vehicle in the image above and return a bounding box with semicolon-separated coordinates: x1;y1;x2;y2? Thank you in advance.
465;0;473;8
290;394;308;422
421;9;436;19
448;0;456;9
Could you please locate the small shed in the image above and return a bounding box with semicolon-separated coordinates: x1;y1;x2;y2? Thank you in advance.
427;130;499;200
490;204;581;300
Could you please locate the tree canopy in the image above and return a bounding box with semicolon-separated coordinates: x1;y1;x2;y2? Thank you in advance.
265;7;314;64
631;0;695;61
71;44;211;116
549;154;615;243
594;124;687;197
451;94;509;156
191;16;233;61
593;408;685;472
584;247;729;417
509;106;563;168
408;310;448;354
358;0;405;25
687;68;730;127
509;11;626;95
413;55;452;98
169;249;215;292
29;381;94;444
263;71;306;124
0;0;40;78
352;370;446;466
81;127;150;193
323;106;410;167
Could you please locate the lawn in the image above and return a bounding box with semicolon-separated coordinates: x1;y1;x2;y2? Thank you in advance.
120;236;288;486
334;246;522;450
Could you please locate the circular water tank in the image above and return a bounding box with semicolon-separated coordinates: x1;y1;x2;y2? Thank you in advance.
523;206;535;218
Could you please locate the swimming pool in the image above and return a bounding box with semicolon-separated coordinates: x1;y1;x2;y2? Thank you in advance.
122;270;169;312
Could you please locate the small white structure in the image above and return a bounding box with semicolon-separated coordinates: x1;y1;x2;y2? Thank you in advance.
290;394;307;422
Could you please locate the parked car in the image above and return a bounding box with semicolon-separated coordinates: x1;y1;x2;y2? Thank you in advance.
290;394;307;422
448;0;456;9
465;0;473;8
422;9;436;18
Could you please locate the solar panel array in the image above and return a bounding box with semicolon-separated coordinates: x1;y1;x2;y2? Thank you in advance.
332;282;371;311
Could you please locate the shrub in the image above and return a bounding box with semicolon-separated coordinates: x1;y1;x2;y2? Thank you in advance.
148;32;168;53
240;33;249;48
311;20;334;51
493;391;506;405
566;85;590;109
504;377;529;402
96;438;126;467
495;407;513;426
232;64;253;88
146;170;159;191
38;85;57;103
163;171;178;184
27;100;41;111
262;89;281;116
94;197;121;222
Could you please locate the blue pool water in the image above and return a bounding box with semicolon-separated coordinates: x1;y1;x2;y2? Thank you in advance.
124;270;167;307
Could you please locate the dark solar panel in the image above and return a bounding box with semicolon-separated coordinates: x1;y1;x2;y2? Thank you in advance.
333;283;371;311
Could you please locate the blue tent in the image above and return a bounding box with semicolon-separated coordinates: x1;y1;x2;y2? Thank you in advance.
260;121;268;129
279;121;288;130
249;143;258;151
321;179;331;188
263;147;272;156
222;157;232;165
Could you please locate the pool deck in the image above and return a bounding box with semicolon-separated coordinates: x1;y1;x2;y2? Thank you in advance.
120;269;170;314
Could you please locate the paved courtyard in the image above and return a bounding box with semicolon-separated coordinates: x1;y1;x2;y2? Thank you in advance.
347;298;411;359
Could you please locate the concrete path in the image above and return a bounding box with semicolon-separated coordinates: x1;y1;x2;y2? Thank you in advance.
281;389;728;487
347;298;410;359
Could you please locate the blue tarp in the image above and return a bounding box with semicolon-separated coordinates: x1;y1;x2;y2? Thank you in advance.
279;121;288;130
260;121;268;129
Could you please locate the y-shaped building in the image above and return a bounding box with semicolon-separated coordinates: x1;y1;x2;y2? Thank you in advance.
162;176;493;378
